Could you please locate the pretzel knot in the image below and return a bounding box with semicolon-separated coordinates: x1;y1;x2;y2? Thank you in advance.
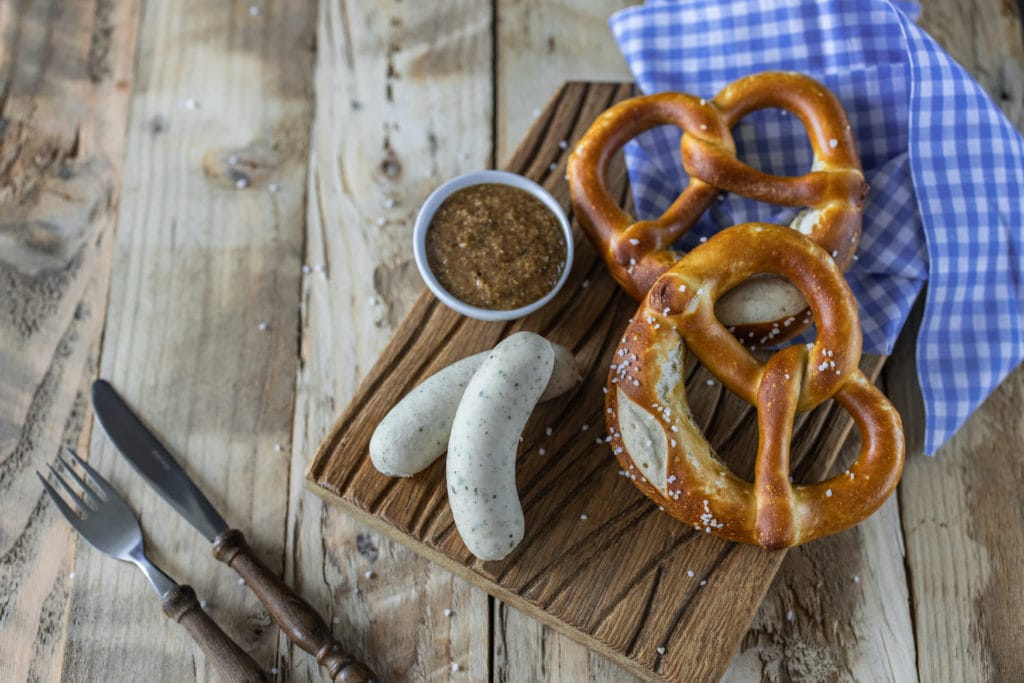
608;223;904;549
568;71;868;345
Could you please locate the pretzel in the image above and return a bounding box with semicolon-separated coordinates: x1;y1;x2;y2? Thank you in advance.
568;71;868;344
607;223;904;549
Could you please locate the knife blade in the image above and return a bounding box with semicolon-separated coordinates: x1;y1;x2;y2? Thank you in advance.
90;379;378;683
91;379;229;541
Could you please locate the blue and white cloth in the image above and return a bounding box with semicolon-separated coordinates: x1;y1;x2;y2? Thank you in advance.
609;0;1024;454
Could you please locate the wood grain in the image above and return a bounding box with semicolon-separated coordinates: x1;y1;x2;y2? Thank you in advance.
67;1;316;680
0;1;141;681
306;81;889;683
495;0;633;167
286;1;494;680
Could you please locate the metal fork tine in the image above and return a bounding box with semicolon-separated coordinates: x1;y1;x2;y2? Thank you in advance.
37;471;87;530
65;447;116;499
46;464;92;516
55;452;104;508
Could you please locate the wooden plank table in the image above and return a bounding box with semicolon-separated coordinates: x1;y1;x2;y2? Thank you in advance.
1;1;1021;680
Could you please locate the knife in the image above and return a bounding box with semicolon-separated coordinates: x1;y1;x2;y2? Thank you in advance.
91;379;378;683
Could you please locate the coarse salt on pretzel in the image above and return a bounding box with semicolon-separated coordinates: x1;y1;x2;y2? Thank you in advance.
607;223;904;549
568;71;868;345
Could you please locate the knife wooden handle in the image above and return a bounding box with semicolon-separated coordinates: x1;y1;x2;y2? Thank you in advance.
213;529;378;683
162;584;267;683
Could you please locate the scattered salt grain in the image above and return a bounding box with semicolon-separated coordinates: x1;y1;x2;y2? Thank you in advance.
235;177;248;189
687;570;694;577
786;610;794;622
238;578;246;585
184;97;200;110
826;489;833;497
656;646;666;655
364;570;375;579
249;5;260;16
274;443;282;452
257;321;268;331
580;514;588;520
199;599;207;608
581;424;589;431
582;279;590;289
451;662;460;672
829;138;839;148
332;616;341;624
853;575;860;583
267;183;280;193
539;448;546;456
302;264;311;274
444;608;453;617
559;140;568;149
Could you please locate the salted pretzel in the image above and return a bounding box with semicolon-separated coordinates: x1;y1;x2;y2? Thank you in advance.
568;71;868;345
607;223;904;549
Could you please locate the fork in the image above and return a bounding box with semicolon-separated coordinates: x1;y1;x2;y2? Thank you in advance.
38;448;267;683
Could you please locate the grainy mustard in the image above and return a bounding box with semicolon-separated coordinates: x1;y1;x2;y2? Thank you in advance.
425;183;565;310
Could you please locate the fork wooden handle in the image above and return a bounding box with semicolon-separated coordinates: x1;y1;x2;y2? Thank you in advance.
212;529;378;683
162;584;267;683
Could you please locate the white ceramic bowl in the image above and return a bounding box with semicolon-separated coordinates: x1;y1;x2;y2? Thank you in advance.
412;170;574;322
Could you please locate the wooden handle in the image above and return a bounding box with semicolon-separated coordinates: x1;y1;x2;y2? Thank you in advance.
162;584;267;683
213;529;378;683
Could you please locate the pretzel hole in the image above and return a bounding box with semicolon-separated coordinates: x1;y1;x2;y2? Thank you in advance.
714;273;809;333
732;108;816;178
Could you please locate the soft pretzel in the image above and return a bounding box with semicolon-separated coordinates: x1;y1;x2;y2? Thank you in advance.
568;71;868;345
607;223;904;549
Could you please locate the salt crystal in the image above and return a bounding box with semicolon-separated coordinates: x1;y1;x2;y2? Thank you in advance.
444;608;453;617
656;646;666;655
580;514;588;520
268;183;280;193
364;570;375;579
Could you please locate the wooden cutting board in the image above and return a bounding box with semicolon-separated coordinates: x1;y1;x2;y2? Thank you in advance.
305;81;886;682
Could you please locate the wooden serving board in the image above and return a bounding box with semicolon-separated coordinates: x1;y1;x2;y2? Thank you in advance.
306;82;886;682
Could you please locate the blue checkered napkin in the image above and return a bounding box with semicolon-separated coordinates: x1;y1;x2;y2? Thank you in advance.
609;0;1024;454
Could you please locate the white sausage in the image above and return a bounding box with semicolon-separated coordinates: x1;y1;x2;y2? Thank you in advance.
447;332;557;561
369;351;488;477
370;336;579;478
